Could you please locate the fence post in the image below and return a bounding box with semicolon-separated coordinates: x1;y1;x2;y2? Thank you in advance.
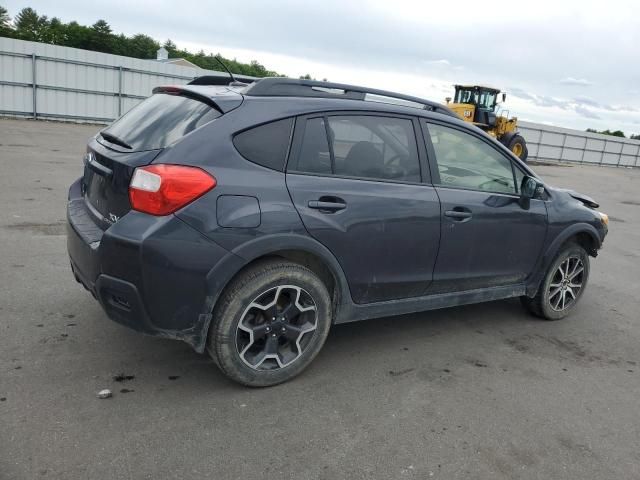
559;133;567;163
117;66;123;117
616;141;624;167
580;137;587;164
31;53;37;119
599;140;606;165
533;127;542;162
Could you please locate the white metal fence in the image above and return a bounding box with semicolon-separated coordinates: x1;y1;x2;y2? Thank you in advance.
2;37;639;167
0;37;233;123
519;121;640;167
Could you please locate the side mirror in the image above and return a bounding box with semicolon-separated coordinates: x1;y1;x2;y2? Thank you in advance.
502;92;507;102
519;176;542;209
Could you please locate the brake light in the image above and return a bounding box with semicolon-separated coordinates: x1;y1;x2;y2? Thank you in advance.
129;164;216;216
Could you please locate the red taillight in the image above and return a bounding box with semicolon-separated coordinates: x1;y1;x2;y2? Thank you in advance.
129;164;216;216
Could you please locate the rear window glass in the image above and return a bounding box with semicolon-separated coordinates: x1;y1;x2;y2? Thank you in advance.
103;93;221;151
233;118;293;171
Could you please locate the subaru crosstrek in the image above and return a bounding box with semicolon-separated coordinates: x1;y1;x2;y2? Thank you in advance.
67;78;608;386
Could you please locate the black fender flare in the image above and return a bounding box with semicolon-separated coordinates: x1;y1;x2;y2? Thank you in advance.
194;234;353;352
230;233;353;306
525;223;602;296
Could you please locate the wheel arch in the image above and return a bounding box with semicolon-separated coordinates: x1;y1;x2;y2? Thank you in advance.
195;234;352;352
525;223;601;297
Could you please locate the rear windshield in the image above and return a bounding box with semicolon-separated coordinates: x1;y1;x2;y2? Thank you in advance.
102;93;221;151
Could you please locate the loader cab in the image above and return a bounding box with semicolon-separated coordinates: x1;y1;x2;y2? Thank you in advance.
453;85;500;127
454;85;500;111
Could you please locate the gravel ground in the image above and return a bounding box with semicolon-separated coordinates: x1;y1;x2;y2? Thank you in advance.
1;118;639;480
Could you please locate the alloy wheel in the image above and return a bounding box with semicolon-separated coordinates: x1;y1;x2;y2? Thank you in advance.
236;285;318;370
548;256;584;312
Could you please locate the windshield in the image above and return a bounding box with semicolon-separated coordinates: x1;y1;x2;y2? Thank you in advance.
478;91;497;110
454;88;477;104
454;88;497;110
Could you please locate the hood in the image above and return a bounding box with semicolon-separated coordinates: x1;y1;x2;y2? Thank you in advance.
553;188;599;208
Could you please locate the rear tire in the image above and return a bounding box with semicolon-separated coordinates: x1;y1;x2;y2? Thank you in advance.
509;134;528;162
208;259;332;387
521;243;590;320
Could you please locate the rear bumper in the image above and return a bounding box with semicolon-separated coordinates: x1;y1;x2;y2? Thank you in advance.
66;178;243;351
69;257;153;335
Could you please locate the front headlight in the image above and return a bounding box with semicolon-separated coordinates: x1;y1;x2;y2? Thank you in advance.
598;212;609;226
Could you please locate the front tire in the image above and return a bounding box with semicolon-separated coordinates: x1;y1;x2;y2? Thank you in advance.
509;134;528;162
521;243;590;320
208;259;332;387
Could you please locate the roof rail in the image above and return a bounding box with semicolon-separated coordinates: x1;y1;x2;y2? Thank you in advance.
243;77;457;117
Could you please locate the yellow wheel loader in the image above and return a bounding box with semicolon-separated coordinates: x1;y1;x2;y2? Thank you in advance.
446;85;528;161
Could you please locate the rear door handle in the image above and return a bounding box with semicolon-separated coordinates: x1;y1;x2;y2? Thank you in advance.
444;209;472;221
308;200;347;212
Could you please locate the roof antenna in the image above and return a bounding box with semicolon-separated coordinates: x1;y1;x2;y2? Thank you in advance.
214;55;247;87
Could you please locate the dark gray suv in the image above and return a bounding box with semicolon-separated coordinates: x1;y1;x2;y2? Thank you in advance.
67;78;608;386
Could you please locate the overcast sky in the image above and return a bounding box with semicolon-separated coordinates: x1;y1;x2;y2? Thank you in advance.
5;0;640;134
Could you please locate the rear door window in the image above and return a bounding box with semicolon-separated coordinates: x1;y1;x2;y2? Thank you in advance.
101;93;221;151
291;115;421;183
233;118;294;171
329;116;420;182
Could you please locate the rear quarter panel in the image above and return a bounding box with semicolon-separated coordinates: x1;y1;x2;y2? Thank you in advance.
166;102;309;252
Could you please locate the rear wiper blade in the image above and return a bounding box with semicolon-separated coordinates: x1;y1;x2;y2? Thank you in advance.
100;131;132;149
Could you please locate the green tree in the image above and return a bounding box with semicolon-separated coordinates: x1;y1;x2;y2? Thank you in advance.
41;17;66;44
1;5;286;77
111;33;129;56
586;128;626;138
0;5;14;37
631;134;640;140
88;19;114;53
127;33;160;59
63;21;92;49
603;130;625;138
14;7;48;41
163;39;177;56
299;74;326;81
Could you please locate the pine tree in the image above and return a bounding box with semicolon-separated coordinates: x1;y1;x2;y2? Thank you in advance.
0;5;14;37
88;19;114;52
14;7;48;41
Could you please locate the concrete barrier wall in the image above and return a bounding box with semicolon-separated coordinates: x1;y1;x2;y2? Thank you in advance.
2;37;639;167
